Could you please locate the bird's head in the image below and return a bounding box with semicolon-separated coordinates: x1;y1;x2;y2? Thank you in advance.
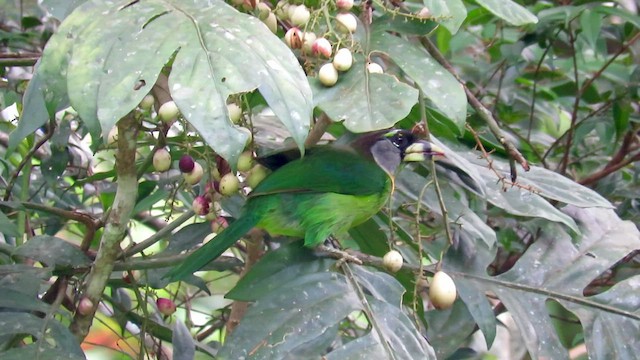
369;129;445;177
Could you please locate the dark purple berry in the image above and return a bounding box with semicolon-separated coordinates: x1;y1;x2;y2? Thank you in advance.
179;155;195;173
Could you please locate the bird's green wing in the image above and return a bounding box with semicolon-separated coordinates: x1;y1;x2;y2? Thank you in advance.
250;147;388;197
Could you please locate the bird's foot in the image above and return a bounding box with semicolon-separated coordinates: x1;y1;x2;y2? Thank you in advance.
315;244;363;265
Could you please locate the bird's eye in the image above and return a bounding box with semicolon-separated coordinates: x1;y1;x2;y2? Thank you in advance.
392;133;408;148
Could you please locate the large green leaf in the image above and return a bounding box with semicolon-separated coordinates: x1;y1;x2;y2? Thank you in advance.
13;235;91;269
372;33;467;132
474;0;538;26
422;0;467;34
446;206;640;359
34;0;311;165
222;244;435;359
0;313;84;360
311;63;419;133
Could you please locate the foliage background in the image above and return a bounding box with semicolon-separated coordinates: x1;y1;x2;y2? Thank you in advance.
1;0;639;359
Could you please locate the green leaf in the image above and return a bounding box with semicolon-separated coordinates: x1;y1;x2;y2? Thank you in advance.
447;207;640;358
9;72;59;152
579;10;601;51
36;0;312;165
221;244;435;359
13;235;91;269
0;313;85;360
425;299;479;358
422;0;467;34
565;275;640;359
372;33;467;132
474;0;538;26
40;0;87;20
0;211;20;237
311;63;419;133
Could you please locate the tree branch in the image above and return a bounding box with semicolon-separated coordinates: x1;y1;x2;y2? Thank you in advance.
69;113;139;341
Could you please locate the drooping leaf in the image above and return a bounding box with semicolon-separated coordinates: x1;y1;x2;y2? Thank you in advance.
34;0;312;165
13;235;91;269
371;32;467;132
311;63;419;133
446;206;640;359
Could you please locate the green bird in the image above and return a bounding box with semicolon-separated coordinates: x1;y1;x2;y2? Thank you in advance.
167;129;444;281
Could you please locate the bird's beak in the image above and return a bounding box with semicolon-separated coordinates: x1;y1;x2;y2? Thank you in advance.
403;141;445;162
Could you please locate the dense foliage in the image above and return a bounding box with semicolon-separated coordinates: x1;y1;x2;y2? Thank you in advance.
1;0;639;359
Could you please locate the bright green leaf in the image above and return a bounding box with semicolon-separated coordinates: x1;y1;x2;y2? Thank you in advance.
372;33;467;132
475;0;538;26
311;64;419;133
423;0;467;34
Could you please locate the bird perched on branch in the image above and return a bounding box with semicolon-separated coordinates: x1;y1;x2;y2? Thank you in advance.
166;128;444;281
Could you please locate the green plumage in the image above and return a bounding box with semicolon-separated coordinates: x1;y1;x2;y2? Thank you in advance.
166;129;441;282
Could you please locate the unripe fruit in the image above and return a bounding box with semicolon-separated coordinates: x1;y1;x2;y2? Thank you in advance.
192;195;210;216
382;250;403;273
312;38;332;57
219;172;240;196
227;103;243;124
247;164;268;188
333;48;353;71
263;12;278;34
211;216;229;233
107;126;118;146
179;155;195;173
276;3;291;21
336;0;353;11
237;151;254;172
287;4;299;21
77;297;94;316
285;27;303;49
183;162;204;185
290;4;310;26
367;62;384;74
153;148;172;172
429;271;457;309
302;32;317;54
318;63;339;87
256;2;270;18
139;94;155;110
336;12;357;33
417;7;431;19
156;298;177;316
158;100;180;122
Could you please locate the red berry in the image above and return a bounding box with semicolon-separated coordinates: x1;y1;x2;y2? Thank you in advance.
156;298;177;316
192;196;210;216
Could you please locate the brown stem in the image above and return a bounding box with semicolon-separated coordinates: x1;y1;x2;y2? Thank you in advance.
419;36;530;179
305;113;332;148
